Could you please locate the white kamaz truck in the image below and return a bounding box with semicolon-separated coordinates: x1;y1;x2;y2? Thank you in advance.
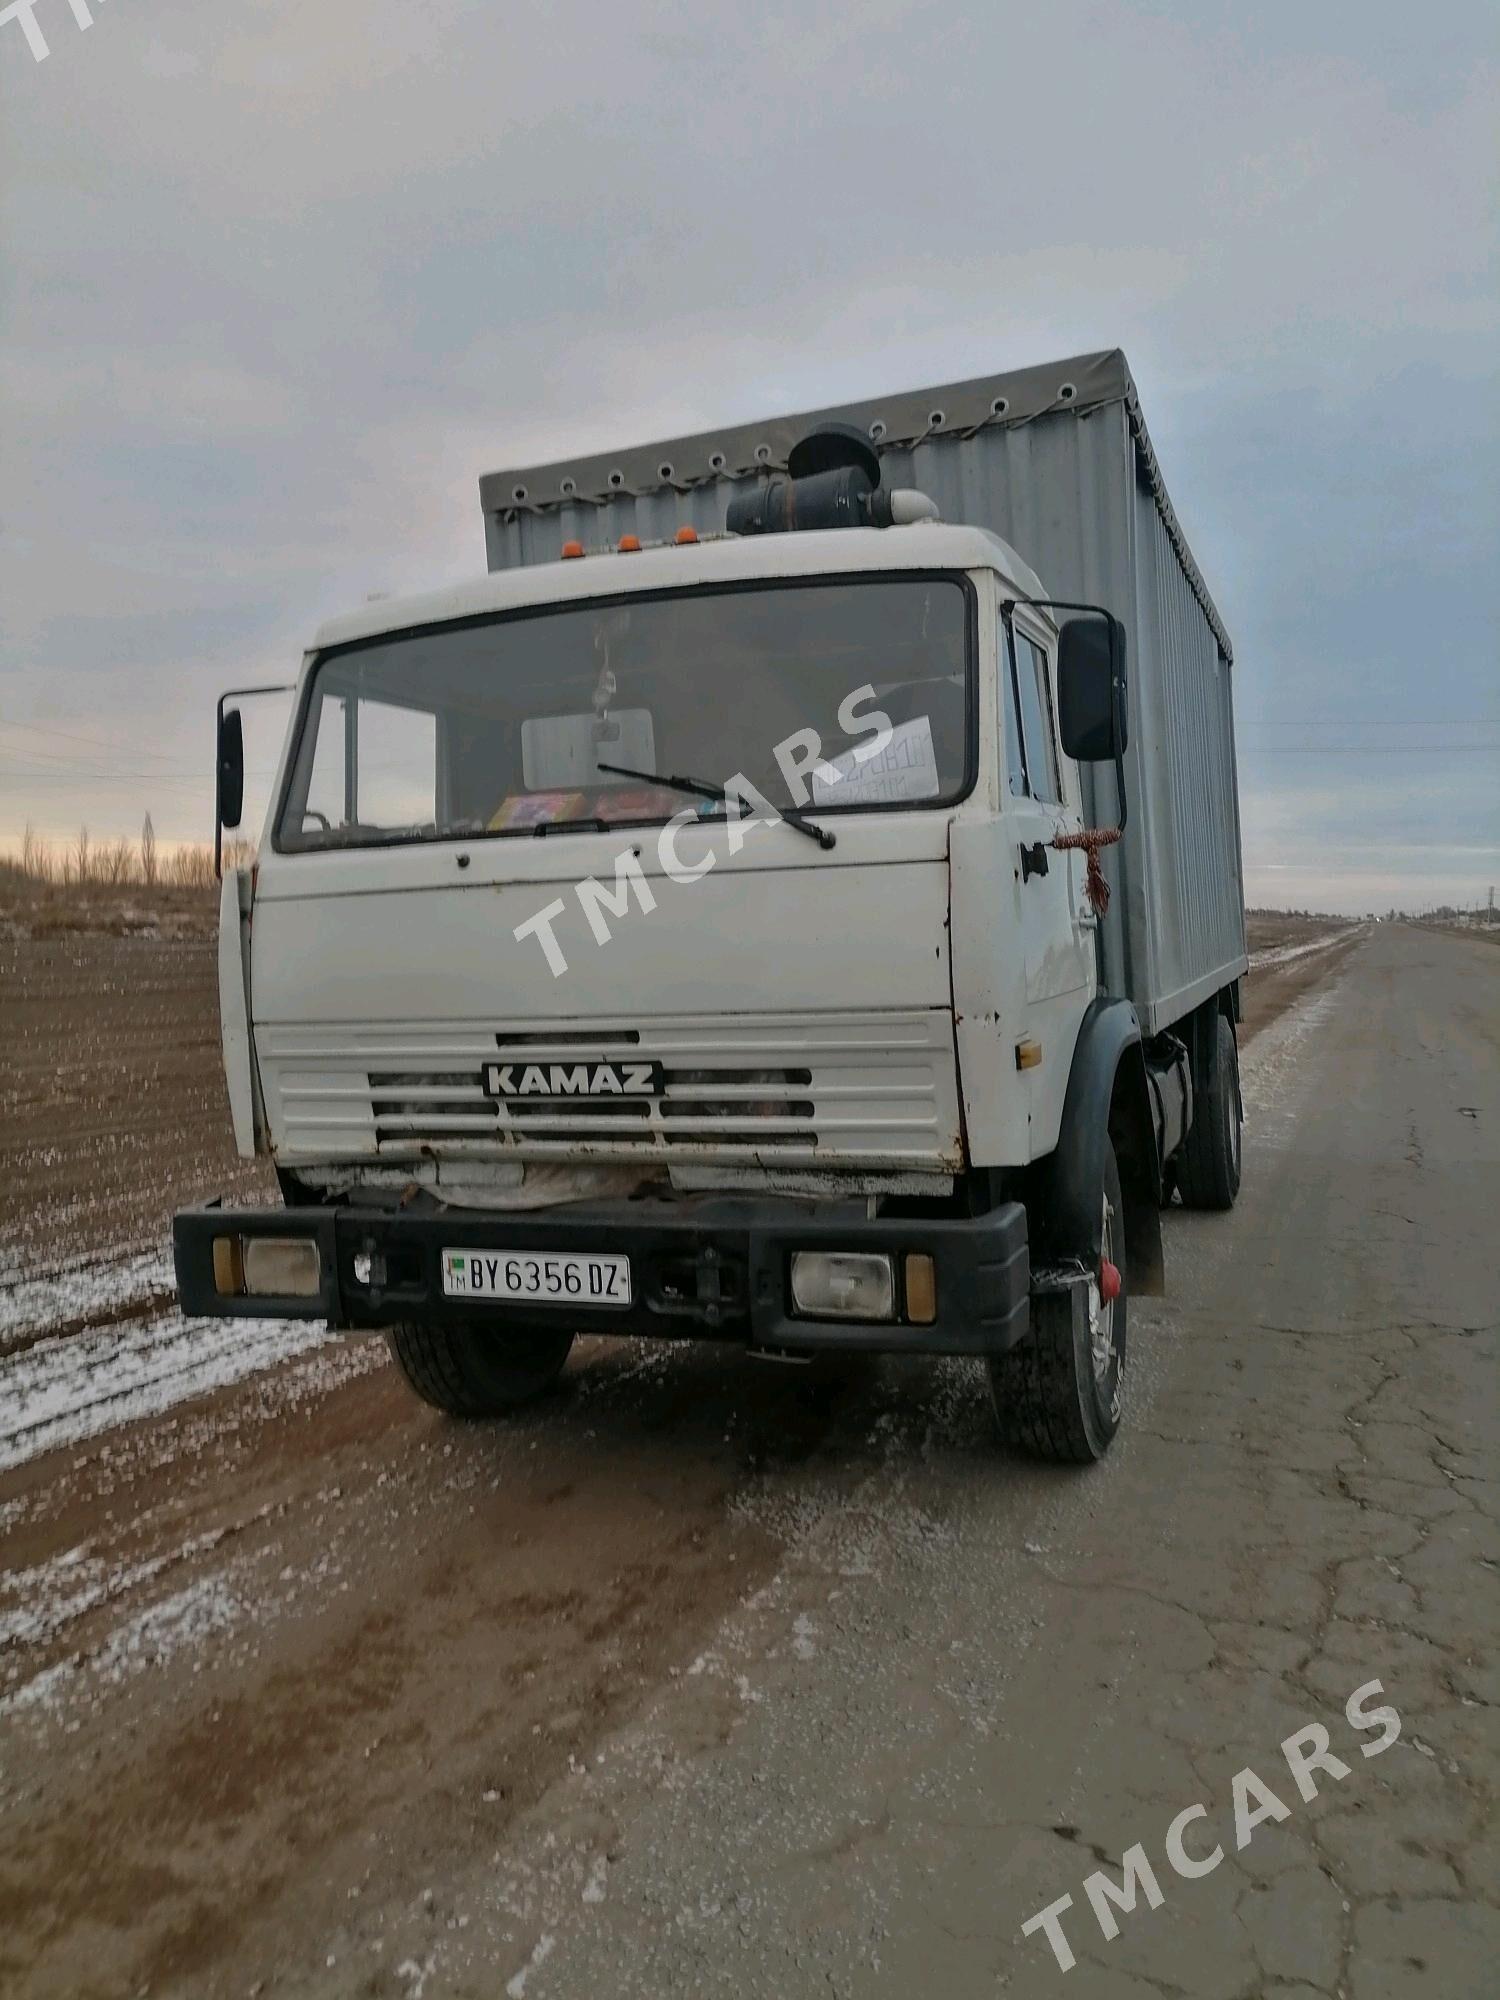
176;349;1247;1462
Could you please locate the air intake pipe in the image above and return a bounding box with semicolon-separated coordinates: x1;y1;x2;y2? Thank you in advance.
725;423;939;537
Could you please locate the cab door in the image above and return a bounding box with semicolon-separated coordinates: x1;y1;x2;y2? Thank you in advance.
1001;607;1095;1151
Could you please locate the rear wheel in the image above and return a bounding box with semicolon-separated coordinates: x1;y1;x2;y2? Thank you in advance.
387;1321;574;1417
1176;1013;1242;1211
988;1142;1127;1463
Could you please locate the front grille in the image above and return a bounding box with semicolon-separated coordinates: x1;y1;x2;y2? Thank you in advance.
261;1011;962;1169
366;1063;817;1144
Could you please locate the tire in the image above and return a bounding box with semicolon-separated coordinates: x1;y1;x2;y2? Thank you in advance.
1176;1013;1242;1211
386;1321;574;1417
988;1141;1126;1463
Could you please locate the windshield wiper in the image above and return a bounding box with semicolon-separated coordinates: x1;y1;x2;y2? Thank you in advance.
531;816;615;836
595;762;835;850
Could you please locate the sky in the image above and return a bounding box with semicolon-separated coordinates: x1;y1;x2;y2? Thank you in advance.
1;0;1496;914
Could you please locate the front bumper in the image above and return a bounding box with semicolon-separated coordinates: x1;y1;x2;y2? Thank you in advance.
173;1193;1030;1358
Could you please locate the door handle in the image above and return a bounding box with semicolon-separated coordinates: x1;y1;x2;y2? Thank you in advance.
1020;841;1049;882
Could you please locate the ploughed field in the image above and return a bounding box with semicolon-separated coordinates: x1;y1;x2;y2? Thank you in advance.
0;885;271;1282
5;902;1494;2000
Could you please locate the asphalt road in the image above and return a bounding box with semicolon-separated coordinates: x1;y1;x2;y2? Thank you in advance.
2;922;1495;1997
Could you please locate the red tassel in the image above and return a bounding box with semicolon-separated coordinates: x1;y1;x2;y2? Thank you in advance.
1051;827;1122;917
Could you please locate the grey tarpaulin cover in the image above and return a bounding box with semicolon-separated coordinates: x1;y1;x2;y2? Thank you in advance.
479;349;1230;663
478;348;1247;1032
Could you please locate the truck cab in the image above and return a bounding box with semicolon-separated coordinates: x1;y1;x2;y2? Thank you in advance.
178;367;1247;1463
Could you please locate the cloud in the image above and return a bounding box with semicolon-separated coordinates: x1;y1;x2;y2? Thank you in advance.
1;0;1496;885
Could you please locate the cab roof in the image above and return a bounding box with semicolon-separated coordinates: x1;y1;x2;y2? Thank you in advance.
310;523;1050;655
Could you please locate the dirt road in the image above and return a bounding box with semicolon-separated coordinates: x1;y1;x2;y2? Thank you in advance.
1;922;1493;1997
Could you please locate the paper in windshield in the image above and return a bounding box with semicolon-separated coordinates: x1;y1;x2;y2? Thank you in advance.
811;714;942;808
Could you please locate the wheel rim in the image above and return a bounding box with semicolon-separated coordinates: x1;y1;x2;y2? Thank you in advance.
1089;1190;1118;1393
1228;1049;1242;1175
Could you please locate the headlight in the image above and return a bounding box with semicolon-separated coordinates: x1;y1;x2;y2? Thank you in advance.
790;1251;894;1321
241;1237;321;1298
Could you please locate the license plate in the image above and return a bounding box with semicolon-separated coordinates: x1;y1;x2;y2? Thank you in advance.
441;1248;632;1307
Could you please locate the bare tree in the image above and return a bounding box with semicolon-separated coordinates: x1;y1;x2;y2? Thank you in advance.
20;822;50;882
166;843;216;889
141;811;157;887
73;824;91;886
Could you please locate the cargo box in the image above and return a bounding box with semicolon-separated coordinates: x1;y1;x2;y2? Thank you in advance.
479;349;1246;1034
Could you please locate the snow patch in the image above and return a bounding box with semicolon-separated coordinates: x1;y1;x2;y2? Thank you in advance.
395;1952;436;1999
0;1572;241;1718
96;1573;241;1682
1239;981;1345;1149
0;1527;231;1653
506;1931;556;1997
1249;926;1356;971
0;1656;79;1716
0;1249;174;1344
0;1309;338;1474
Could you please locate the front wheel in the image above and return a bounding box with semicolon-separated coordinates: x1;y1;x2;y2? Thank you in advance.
387;1321;575;1417
988;1141;1126;1463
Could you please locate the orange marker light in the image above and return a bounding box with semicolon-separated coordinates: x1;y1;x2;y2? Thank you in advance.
904;1253;937;1325
675;525;699;544
617;533;641;552
561;540;584;559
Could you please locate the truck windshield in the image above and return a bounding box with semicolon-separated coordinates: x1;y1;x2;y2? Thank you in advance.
275;575;972;851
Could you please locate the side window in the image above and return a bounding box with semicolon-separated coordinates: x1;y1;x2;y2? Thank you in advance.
357;699;437;828
293;694;437;834
303;697;348;829
1002;627;1029;796
1017;634;1061;802
1001;620;1062;803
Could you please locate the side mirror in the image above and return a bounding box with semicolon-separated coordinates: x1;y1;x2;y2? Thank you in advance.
1057;613;1128;763
217;708;245;830
213;680;294;879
